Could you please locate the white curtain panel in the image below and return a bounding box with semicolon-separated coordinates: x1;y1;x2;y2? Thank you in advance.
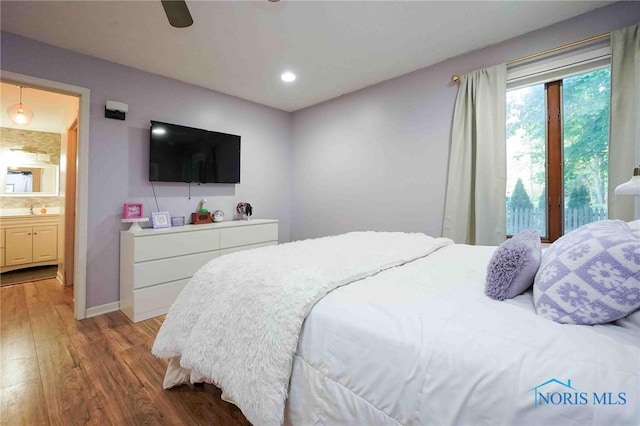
609;23;640;221
442;64;507;245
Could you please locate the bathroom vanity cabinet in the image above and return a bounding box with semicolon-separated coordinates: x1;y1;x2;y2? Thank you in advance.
0;215;59;273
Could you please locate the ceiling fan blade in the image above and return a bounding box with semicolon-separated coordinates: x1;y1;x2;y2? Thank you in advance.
161;0;193;28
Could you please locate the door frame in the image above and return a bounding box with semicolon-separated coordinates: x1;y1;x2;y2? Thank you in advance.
2;70;90;320
64;119;78;287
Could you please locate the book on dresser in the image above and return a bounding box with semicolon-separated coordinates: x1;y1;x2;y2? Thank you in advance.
119;218;278;322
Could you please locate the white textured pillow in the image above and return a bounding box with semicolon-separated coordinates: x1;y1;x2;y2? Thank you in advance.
533;220;640;325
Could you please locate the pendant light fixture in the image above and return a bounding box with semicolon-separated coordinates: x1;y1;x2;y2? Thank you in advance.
7;86;34;125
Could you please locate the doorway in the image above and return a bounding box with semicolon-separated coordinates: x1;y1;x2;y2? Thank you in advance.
1;71;90;319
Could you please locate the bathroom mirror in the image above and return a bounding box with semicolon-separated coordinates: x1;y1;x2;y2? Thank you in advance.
1;164;59;196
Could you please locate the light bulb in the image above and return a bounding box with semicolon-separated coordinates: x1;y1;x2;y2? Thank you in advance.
281;72;296;82
8;103;34;125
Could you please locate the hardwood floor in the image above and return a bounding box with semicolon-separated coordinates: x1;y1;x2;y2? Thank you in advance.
0;278;252;426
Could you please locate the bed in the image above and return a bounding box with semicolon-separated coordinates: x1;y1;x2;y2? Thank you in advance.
152;224;640;426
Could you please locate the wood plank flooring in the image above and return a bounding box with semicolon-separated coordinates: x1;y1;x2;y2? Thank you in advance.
0;278;252;426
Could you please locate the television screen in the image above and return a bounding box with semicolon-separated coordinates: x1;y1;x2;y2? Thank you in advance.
149;121;240;183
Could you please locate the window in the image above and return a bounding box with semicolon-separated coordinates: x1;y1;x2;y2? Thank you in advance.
506;67;611;242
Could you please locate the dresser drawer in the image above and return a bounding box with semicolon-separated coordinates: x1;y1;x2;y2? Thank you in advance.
132;278;190;322
219;241;277;257
220;223;278;249
134;229;220;262
134;250;219;289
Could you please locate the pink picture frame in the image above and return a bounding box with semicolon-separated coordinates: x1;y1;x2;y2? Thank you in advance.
123;203;143;219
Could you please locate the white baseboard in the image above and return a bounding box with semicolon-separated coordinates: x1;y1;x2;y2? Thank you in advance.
85;301;120;318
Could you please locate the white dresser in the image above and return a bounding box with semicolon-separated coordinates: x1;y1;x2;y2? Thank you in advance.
119;219;278;322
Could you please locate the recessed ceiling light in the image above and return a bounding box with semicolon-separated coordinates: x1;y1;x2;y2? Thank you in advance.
281;72;296;82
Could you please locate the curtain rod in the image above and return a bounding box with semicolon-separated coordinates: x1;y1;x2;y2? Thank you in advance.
450;32;610;83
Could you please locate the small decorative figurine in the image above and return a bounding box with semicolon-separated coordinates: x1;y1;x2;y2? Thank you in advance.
236;202;253;221
191;198;213;224
197;198;208;213
213;210;225;222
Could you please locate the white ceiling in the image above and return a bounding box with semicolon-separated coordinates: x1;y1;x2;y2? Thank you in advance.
1;1;614;112
0;82;79;133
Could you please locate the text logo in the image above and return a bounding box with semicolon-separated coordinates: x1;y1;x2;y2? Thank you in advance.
528;378;626;408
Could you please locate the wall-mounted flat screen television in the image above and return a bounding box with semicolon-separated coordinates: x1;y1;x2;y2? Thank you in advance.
149;120;241;184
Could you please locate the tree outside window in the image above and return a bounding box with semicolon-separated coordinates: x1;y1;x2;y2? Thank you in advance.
506;67;610;241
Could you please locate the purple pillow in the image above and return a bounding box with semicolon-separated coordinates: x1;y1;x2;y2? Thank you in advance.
533;220;640;325
485;229;541;301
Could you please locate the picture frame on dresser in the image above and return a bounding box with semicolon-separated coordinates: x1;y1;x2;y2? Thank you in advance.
123;202;143;219
151;211;171;229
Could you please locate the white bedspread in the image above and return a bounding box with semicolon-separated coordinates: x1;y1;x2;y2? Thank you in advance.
152;231;452;426
286;244;640;425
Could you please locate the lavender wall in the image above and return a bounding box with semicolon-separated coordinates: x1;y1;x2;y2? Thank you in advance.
290;1;640;240
2;2;639;309
1;33;292;308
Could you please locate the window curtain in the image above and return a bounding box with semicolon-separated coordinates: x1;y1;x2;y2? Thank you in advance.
442;64;507;245
609;23;640;221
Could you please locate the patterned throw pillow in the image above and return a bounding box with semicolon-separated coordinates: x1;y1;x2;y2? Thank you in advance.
533;220;640;325
485;229;541;301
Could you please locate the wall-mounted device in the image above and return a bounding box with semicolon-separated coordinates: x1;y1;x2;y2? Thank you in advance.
105;100;128;120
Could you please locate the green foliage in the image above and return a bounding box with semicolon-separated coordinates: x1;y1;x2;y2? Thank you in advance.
506;68;610;206
568;182;590;209
507;85;546;187
510;178;533;210
562;68;610;205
